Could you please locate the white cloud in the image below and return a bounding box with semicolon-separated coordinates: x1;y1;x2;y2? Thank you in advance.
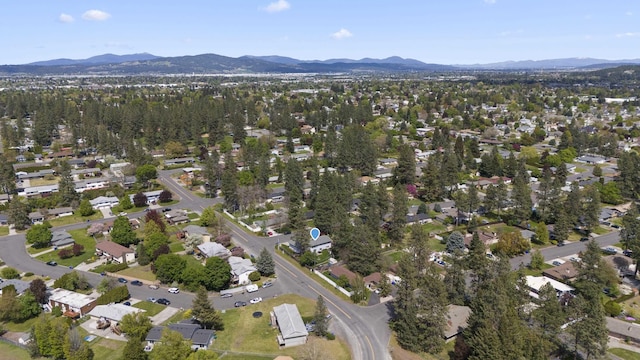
616;32;640;38
484;0;496;4
82;9;111;21
499;29;523;37
626;11;633;16
331;28;353;40
264;0;290;13
59;13;74;23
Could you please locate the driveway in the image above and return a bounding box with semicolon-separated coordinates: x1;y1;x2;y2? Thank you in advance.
150;306;180;325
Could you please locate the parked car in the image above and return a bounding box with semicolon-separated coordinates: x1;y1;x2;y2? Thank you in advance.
623;249;633;257
147;297;157;303
148;284;159;290
557;241;565;247
603;247;617;255
262;282;273;289
552;261;562;266
167;287;180;294
119;212;127;216
131;280;143;286
250;297;263;304
46;261;57;266
234;301;247;307
123;301;131;306
221;293;233;298
118;278;128;283
156;298;171;305
162;208;171;212
580;237;589;242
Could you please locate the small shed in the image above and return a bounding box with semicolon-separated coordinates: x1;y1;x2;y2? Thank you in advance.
271;303;308;347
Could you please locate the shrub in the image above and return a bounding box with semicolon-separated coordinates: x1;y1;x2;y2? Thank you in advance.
326;332;336;340
248;271;261;282
104;262;129;273
24;272;34;277
604;301;622;317
58;249;73;259
0;267;20;279
52;306;62;317
97;285;130;305
72;243;85;257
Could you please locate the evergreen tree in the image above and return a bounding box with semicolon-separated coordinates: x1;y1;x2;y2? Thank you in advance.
582;185;601;234
312;296;329;336
511;172;532;223
444;252;467;305
467;231;488;273
255;247;275;276
420;154;444;202
532;283;563;340
0;154;16;202
221;152;239;211
192;287;224;330
388;185;408;245
446;231;466;253
58;160;80;207
8;199;30;230
564;182;582;225
393;144;416;185
346;220;380;276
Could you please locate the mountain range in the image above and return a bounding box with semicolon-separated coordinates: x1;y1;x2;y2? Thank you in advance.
1;53;640;75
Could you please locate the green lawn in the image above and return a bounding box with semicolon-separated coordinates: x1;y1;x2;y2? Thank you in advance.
0;341;42;360
187;213;199;220
385;250;406;263
3;316;39;332
609;348;640;360
0;226;9;236
218;354;275;360
212;294;350;360
35;228;97;267
422;222;447;235
160;310;189;326
522;263;553;276
133;301;167;316
47;212;103;227
90;337;125;360
429;237;446;252
118;265;157;282
27;244;51;254
169;242;185;253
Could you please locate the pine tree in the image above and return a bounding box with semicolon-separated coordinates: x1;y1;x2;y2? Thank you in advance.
444;252;467;305
420;154;444;202
192;287;223;330
8;199;30;230
221;152;239;211
58;160;80;207
256;247;275;276
388;185;408;245
312;296;329;336
393;144;416;185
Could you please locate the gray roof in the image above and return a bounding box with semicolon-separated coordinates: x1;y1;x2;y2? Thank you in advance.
273;303;308;339
0;279;31;294
228;256;257;276
183;225;211;237
191;329;215;346
28;211;44;220
48;207;73;216
197;242;231;258
311;235;332;247
88;304;143;322
145;323;213;344
51;230;74;246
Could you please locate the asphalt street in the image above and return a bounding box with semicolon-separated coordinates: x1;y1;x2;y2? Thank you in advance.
0;170;392;360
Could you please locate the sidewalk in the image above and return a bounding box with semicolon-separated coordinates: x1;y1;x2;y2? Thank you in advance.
150;306;180;325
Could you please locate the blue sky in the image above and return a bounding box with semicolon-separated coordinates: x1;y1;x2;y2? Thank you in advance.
2;0;639;65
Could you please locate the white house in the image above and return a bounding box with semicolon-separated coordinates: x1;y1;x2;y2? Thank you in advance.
525;275;575;299
90;196;120;209
197;242;231;259
129;190;163;205
309;235;333;254
271;303;309;347
228;256;257;285
48;288;97;317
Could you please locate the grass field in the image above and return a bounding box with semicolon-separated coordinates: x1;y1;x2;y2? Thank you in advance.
609;348;640;360
0;341;42;360
90;337;125;360
160;309;189;326
169;241;185;253
27;244;51;254
212;294;350;359
522;262;553;276
0;226;9;236
118;265;157;282
35;228;97;267
133;301;167;316
3;316;39;332
46;212;103;227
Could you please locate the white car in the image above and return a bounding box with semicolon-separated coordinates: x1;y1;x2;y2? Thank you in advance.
167;287;180;294
249;297;262;304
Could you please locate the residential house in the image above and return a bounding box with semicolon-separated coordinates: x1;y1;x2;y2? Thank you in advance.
90;196;119;210
16;169;56;180
271;304;309;347
74;177;110;192
328;265;357;284
228;256;258;285
309;235;333;254
182;225;212;242
543;261;578;282
444;305;471;342
164;209;190;225
197;242;231;259
406;213;430;225
164;157;195;166
48;207;74;218
28;211;44;224
95;241;135;264
88;303;144;322
576;155;606;165
51;230;75;247
363;272;382;290
48;288;97;318
0;279;31;295
145;322;215;351
129;190;163;205
525;275;575;299
464;231;499;248
18;184;59;197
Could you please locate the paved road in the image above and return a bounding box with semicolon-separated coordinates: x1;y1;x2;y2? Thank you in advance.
511;230;621;269
0;170;391;360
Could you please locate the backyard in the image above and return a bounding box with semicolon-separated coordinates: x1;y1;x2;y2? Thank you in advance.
211;294;351;359
117;265;157;282
46;212;103;227
132;301;167;317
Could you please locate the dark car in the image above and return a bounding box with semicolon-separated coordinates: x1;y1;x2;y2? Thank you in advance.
118;278;128;283
557;241;565;247
580;237;589;242
156;298;171;305
123;301;131;306
46;261;58;266
162;208;172;212
131;280;143;286
234;301;247;307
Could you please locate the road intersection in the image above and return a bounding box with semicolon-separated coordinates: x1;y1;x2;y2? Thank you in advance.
0;170;392;360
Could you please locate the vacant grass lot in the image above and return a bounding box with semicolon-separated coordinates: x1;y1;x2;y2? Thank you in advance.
3;316;39;332
0;341;43;360
133;301;166;316
118;265;157;282
212;294;350;359
0;226;9;236
36;228;96;267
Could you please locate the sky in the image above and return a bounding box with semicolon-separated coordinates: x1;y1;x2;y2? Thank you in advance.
1;0;639;65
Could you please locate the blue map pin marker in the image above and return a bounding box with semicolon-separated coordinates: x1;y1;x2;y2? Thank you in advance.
310;228;320;241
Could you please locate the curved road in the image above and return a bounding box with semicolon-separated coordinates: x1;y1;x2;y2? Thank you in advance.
0;170;392;360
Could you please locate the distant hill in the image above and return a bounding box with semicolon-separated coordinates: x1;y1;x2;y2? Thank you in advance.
28;53;160;66
458;57;640;70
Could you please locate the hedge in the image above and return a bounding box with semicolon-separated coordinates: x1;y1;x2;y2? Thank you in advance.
97;285;130;305
104;262;129;273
